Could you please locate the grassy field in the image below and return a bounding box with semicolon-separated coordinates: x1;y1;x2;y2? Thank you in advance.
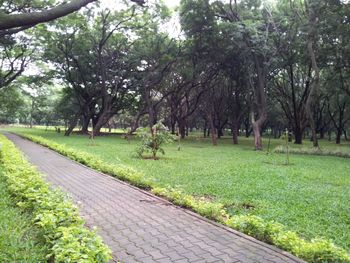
0;167;47;262
5;127;350;252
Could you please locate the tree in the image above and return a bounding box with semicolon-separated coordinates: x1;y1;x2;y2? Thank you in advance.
0;37;29;90
0;0;145;36
0;86;25;123
212;0;277;150
304;0;321;147
327;92;350;144
18;75;57;128
270;1;312;144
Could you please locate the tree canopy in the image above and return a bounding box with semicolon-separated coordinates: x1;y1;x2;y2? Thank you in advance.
0;0;349;148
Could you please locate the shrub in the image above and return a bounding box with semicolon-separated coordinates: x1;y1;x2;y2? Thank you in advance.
0;134;112;262
136;122;175;159
14;132;350;262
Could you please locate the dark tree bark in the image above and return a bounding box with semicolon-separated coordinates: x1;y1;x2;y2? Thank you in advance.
81;115;90;134
208;112;217;146
65;112;80;136
294;129;303;144
251;58;268;150
178;118;187;139
203;119;207;138
329;100;348;145
128;109;146;135
231;120;239;144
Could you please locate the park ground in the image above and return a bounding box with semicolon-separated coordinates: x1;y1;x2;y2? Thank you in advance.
4;127;350;254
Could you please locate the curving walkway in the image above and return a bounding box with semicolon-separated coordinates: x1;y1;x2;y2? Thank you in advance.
5;132;303;263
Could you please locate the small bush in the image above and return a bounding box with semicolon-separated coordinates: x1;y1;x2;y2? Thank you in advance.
0;134;112;262
15;132;350;262
136;122;175;159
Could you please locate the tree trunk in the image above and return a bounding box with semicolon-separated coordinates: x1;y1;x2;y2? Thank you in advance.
336;129;341;144
128;110;145;135
93;111;112;136
171;123;175;134
252;121;262;150
320;128;325;139
65;114;80;136
178;120;186;139
208;112;217;146
232;121;239;144
217;128;223;139
343;129;348;141
294;127;303;144
251;55;268;150
305;2;320;148
81;115;90;134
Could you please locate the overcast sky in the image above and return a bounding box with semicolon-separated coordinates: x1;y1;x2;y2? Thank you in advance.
162;0;181;8
102;0;181;9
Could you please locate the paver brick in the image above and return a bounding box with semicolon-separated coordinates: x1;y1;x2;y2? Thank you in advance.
5;132;304;263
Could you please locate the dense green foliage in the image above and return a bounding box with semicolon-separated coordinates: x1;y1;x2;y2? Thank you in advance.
0;133;112;262
10;128;350;262
0;167;47;262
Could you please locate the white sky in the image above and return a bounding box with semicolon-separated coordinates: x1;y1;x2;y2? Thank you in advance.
161;0;181;8
100;0;182;37
101;0;181;10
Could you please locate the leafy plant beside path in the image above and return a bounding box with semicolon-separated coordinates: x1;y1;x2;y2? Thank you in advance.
0;168;48;262
14;132;350;263
0;134;112;262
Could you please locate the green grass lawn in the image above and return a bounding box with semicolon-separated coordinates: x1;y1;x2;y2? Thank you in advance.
0;166;47;262
6;127;350;252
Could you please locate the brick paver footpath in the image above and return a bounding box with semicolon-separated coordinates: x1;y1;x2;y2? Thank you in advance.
5;133;304;263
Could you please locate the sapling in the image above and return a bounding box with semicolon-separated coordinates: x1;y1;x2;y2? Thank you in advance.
285;128;290;165
88;118;95;146
136;122;175;159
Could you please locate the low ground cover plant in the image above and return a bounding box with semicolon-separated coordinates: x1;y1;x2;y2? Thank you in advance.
0;134;111;262
13;131;350;262
0;167;48;262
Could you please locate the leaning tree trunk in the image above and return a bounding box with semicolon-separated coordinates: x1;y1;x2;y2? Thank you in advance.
65;113;80;136
128;111;144;135
252;116;264;150
251;59;268;151
93;109;113;136
81;115;90;134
